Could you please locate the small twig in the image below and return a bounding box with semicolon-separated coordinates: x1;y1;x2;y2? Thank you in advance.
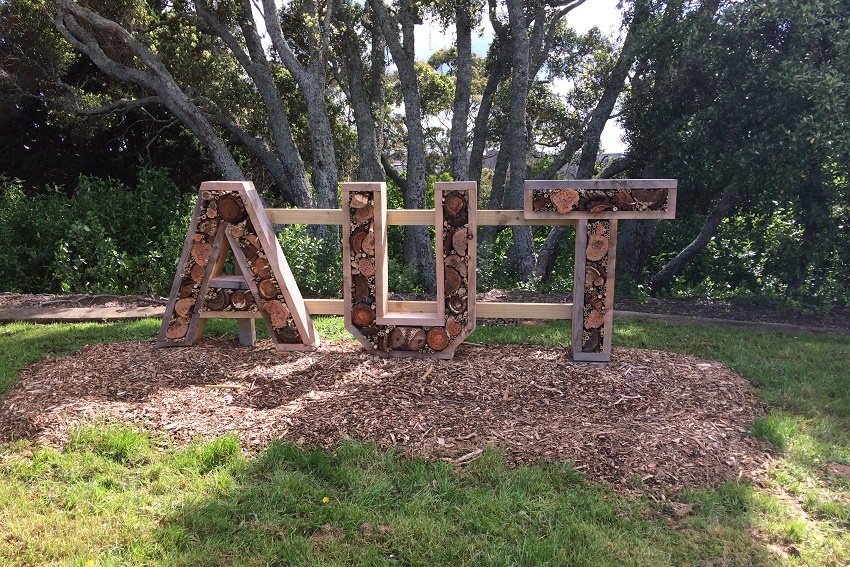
530;381;564;396
420;365;434;380
445;448;483;465
613;394;642;406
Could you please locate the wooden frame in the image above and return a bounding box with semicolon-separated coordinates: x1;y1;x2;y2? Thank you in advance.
341;181;477;359
157;181;318;351
161;178;675;363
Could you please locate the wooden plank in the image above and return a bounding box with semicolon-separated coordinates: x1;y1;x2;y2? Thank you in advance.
601;219;619;360
571;219;589;359
266;208;569;226
524;179;678;190
375;185;445;326
208;274;249;290
265;207;673;225
234;182;318;348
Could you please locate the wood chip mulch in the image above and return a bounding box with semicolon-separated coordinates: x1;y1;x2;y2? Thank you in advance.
0;339;771;492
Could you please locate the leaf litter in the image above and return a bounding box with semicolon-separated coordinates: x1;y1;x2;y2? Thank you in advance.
0;338;771;492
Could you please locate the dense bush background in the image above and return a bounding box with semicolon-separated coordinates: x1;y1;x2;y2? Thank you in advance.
1;166;848;310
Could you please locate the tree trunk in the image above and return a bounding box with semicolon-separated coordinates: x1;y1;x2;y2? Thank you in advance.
52;1;246;183
450;0;473;181
371;0;436;293
468;0;510;183
650;180;740;292
616;219;659;282
505;0;535;282
338;17;384;181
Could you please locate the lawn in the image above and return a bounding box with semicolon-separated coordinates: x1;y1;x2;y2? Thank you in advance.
1;317;848;565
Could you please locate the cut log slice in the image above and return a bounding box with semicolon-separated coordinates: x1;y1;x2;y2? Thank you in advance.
585;265;606;288
230;225;246;238
361;232;375;256
388;326;427;351
444;192;467;217
352;275;370;302
217;194;248;223
206;206;218;218
445;254;466;273
590;297;604;311
252;257;272;279
631;188;667;209
611;190;636;210
446;317;464;336
175;297;196;318
350;192;370;209
532;194;549;211
191;242;213;266
582;328;601;352
585;308;605;329
193;233;205;243
263;300;291;328
231;290;252;310
448;296;466;315
357;258;376;277
586;234;609;262
179;282;196;298
165;317;190;340
354;205;374;225
582;196;611;212
205;288;229;311
426;327;450;351
275;326;301;342
350;227;367;254
241;243;260;262
257;278;279;300
452;228;469;256
447;209;468;228
352;304;375;327
551;189;580;213
444;266;462;296
190;262;207;283
244;233;260;248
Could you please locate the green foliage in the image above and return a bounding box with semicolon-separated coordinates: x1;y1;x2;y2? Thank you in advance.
277;224;343;297
624;0;850;305
0;168;193;295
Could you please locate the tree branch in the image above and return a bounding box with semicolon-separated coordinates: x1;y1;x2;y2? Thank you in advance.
650;180;740;292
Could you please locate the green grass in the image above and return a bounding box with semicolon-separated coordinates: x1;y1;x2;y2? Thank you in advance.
1;316;849;565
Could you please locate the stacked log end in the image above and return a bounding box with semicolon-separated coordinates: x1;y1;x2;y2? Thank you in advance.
164;191;265;342
582;221;610;353
530;188;669;213
349;192;378;341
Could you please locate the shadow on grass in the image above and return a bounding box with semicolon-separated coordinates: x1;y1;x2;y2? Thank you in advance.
148;438;777;566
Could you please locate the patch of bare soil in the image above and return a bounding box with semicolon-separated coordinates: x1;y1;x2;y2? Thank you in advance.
0;293;167;309
0;339;770;493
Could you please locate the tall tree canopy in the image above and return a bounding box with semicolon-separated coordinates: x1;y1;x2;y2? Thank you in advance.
2;0;848;301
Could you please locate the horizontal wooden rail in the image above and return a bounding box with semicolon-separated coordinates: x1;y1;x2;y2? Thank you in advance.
266;208;577;226
197;300;572;320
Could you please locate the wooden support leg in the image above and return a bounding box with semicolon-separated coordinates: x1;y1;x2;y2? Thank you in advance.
234;263;256;346
571;219;618;362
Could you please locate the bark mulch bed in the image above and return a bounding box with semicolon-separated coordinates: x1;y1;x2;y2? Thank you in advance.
0;338;770;493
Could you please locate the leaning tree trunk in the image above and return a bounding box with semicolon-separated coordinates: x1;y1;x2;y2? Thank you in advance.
650;180;739;292
450;0;473;181
505;0;535;282
371;0;436;293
